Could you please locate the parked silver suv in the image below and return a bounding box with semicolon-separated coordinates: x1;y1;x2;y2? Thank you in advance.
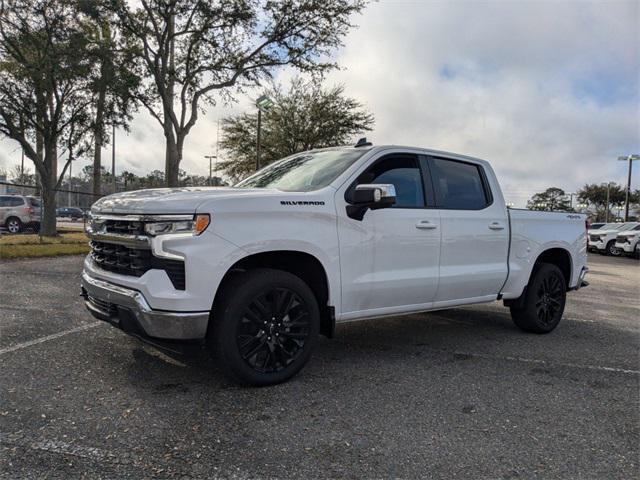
0;195;41;233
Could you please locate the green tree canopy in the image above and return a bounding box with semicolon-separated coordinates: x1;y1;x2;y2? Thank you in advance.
577;183;640;221
0;0;95;234
219;78;374;181
526;187;572;211
577;183;626;209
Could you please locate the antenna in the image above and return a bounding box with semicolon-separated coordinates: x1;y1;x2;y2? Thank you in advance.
355;137;372;147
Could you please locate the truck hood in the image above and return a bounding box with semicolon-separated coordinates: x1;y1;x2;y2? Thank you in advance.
589;229;622;236
91;187;281;214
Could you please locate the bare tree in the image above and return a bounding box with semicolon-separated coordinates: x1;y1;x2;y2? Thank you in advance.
112;0;367;186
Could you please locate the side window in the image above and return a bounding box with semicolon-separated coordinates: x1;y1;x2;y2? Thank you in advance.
430;158;489;210
354;155;425;208
8;197;25;207
0;196;8;207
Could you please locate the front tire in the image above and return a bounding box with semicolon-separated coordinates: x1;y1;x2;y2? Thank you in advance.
209;268;320;386
5;217;22;234
606;240;621;256
510;263;567;334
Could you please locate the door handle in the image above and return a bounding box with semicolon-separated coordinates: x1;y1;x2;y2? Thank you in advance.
488;222;505;230
415;220;437;230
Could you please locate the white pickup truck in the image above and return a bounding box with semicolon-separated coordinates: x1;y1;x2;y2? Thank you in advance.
82;143;589;385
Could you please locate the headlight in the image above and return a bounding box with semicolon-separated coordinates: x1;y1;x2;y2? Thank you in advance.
144;214;210;236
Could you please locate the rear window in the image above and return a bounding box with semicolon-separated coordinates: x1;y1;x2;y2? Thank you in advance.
28;198;41;207
1;197;25;207
430;158;490;210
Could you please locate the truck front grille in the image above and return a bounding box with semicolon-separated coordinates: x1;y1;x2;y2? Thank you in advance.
90;240;185;290
102;219;145;236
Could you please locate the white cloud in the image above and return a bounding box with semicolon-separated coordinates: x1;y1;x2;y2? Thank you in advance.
321;0;640;205
1;0;638;206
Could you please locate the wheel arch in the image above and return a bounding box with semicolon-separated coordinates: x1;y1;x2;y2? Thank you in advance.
504;247;572;309
212;250;335;338
533;247;573;287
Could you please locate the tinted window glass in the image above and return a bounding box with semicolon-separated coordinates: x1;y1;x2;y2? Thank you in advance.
355;155;425;208
7;197;24;207
431;158;488;209
0;196;9;207
29;198;41;207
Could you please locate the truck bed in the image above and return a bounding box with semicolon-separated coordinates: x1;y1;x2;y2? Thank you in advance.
500;208;588;299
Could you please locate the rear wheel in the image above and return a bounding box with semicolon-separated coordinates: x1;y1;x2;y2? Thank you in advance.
5;217;22;234
209;268;320;386
510;263;566;334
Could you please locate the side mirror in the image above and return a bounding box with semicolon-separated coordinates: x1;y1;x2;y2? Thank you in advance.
346;184;396;220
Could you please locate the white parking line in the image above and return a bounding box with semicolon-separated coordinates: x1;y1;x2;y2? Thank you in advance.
0;322;102;356
445;349;640;375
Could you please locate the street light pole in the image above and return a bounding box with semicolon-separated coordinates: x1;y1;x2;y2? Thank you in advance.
256;109;262;171
68;157;72;207
605;182;611;223
204;155;217;185
112;124;116;193
255;95;275;171
617;154;639;222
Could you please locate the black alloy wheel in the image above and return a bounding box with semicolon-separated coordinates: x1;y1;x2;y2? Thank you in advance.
510;263;566;334
210;268;320;386
237;288;311;374
534;272;563;327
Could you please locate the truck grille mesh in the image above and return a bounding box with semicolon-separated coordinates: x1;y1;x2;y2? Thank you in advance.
90;240;185;290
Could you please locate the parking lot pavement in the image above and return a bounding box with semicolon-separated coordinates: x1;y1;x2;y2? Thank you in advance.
0;254;638;479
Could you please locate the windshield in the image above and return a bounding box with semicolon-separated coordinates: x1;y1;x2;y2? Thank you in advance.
235;149;367;191
619;223;639;231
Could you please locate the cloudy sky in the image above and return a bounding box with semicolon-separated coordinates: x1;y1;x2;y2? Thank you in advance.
1;0;638;206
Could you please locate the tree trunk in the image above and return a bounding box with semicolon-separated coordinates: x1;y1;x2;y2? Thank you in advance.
92;89;106;196
165;133;180;187
40;184;57;236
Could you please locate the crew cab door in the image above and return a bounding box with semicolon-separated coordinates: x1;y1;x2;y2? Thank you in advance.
426;156;509;304
335;152;441;319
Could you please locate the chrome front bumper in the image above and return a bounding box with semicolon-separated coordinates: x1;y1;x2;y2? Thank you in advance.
81;271;209;340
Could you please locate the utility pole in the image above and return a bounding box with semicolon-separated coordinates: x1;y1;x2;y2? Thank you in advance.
215;119;220;185
112;124;116;193
205;155;217;186
605;182;611;223
255;95;274;171
617;154;639;222
256;109;262;171
68;157;72;207
20;148;24;178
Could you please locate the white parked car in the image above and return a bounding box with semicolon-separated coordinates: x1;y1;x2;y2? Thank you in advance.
81;143;589;385
614;224;640;256
588;222;640;256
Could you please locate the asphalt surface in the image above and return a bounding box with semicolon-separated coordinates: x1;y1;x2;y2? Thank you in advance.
0;254;638;479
